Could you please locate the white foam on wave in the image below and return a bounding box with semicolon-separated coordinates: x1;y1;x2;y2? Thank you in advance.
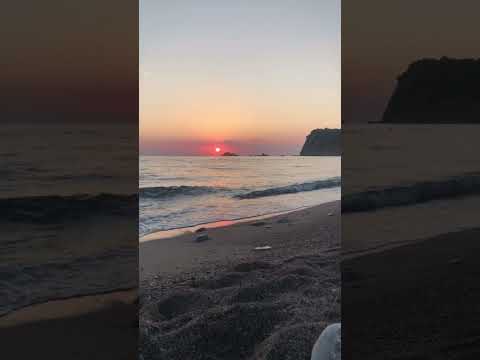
235;177;341;199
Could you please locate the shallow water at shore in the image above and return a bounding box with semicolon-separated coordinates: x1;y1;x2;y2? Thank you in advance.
140;156;340;236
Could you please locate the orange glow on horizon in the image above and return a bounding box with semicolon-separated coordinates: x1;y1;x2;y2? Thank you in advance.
199;143;232;156
140;1;340;155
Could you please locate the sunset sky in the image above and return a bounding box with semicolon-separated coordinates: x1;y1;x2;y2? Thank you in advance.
2;1;137;123
140;0;340;155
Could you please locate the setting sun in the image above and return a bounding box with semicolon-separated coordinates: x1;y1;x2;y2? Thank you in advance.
140;1;340;156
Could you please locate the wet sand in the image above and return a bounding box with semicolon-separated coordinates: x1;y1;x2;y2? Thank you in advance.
342;192;480;359
140;201;341;360
342;124;480;358
0;290;138;360
343;195;480;258
343;228;480;359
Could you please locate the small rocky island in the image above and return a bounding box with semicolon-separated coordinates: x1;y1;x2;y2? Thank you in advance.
300;128;341;156
382;57;480;123
222;152;238;156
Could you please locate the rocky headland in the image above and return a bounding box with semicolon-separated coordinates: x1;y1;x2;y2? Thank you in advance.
300;128;341;156
382;57;480;123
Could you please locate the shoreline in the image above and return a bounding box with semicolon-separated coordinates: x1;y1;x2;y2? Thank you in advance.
0;288;137;327
140;205;314;241
0;287;137;324
1;202;339;325
0;289;138;359
343;195;480;258
140;200;340;280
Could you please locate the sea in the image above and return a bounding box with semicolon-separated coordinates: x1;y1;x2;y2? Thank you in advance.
1;123;340;316
1;123;138;316
7;123;479;316
140;155;341;238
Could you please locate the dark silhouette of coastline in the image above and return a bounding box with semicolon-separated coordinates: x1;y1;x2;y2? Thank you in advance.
300;128;341;156
382;57;480;123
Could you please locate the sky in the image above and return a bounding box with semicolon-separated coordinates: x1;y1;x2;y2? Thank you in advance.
140;0;340;155
342;0;480;123
1;1;137;123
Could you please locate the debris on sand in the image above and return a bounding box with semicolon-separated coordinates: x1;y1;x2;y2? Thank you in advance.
311;323;341;360
254;246;272;251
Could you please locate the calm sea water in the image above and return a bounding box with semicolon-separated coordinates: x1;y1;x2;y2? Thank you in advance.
140;156;341;237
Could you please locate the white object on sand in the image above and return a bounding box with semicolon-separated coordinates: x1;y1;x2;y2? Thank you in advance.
311;323;341;360
253;246;272;251
327;212;334;216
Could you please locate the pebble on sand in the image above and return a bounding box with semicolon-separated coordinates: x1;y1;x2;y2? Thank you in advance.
195;234;209;242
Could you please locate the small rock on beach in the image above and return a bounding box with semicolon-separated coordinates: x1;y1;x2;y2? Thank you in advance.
195;234;209;242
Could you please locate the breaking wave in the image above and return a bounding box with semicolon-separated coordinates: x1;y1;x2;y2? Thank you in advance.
0;193;137;224
140;186;224;199
235;177;341;199
342;173;480;213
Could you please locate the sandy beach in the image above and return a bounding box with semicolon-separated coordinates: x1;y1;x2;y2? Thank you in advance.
342;192;480;359
0;289;138;359
343;228;480;359
342;195;480;257
140;201;340;360
342;193;480;359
